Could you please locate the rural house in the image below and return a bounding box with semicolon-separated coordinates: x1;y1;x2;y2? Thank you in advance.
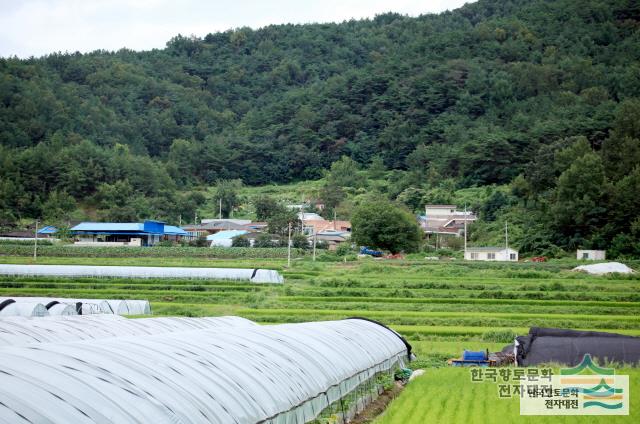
464;247;519;262
577;250;606;260
70;220;188;247
420;205;476;237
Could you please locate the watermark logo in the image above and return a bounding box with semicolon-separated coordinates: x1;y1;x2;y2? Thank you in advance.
520;354;629;415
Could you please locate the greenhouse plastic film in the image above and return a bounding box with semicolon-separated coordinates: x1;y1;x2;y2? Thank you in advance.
0;296;150;316
0;315;257;347
0;264;284;283
0;319;407;423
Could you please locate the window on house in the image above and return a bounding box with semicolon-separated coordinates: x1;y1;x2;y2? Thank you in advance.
470;253;478;260
582;252;589;259
510;253;516;260
487;253;496;260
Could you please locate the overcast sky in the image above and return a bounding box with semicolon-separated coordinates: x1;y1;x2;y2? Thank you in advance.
0;0;472;58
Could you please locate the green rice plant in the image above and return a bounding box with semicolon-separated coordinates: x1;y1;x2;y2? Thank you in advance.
374;367;640;424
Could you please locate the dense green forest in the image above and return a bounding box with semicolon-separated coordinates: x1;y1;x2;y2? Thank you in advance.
0;0;639;256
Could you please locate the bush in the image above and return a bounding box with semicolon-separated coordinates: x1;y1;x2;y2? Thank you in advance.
254;234;274;248
232;236;250;247
335;243;353;256
0;244;302;259
188;237;209;247
315;240;329;250
292;233;309;250
0;239;54;246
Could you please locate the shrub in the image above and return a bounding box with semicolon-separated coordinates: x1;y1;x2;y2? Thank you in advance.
232;236;250;247
335;243;353;256
292;233;310;250
254;234;275;248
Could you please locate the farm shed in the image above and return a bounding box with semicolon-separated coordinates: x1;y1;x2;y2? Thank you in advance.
0;318;410;423
0;264;284;283
0;315;257;347
464;247;518;261
513;327;640;366
577;249;606;260
70;220;189;246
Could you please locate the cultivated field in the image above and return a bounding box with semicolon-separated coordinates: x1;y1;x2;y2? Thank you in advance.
374;367;640;423
0;252;638;422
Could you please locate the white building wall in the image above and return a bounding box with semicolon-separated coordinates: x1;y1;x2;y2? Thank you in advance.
464;248;518;261
577;250;606;260
425;206;456;216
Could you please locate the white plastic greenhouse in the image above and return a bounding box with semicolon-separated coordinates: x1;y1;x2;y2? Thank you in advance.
0;300;49;317
0;318;410;423
46;303;77;316
0;264;284;283
0;315;257;346
0;297;151;316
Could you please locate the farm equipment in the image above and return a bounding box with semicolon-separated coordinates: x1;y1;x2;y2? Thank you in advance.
448;349;515;367
448;350;496;367
359;246;384;257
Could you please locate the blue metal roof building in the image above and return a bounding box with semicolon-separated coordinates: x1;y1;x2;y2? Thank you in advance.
71;221;188;246
37;226;59;235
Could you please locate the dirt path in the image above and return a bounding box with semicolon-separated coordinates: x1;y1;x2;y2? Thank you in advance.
350;382;404;424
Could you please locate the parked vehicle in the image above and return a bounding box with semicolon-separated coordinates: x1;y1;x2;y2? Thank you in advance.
360;246;384;257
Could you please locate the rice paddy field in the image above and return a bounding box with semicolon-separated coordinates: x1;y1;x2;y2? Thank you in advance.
0;252;638;422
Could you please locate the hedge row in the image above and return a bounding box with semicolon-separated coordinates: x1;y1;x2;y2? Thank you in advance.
0;245;303;259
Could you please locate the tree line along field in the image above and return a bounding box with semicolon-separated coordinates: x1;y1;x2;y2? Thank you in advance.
0;255;639;421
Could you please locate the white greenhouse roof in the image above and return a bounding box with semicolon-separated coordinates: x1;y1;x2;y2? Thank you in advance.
0;297;152;316
0;318;409;423
0;302;49;318
0;264;284;283
0;315;257;346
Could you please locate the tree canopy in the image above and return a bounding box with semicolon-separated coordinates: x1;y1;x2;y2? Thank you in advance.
351;199;422;253
0;0;639;256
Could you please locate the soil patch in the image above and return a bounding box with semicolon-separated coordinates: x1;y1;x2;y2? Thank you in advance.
350;381;404;424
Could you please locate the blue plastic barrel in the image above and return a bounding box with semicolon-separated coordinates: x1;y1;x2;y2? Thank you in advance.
463;350;487;361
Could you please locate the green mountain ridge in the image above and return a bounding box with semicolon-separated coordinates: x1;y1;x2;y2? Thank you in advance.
0;0;639;255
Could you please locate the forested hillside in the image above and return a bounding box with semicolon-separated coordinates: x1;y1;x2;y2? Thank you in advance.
1;0;639;256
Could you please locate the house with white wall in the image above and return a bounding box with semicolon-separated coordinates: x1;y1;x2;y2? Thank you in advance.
464;247;518;261
577;250;606;260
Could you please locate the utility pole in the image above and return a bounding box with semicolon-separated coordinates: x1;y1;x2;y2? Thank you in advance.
312;229;317;261
333;209;337;230
464;204;468;258
33;219;39;261
178;214;182;226
194;211;198;225
505;221;509;251
287;222;292;268
219;198;222;219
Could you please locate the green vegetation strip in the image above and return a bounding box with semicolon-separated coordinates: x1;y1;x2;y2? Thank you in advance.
281;296;640;308
391;325;640;337
237;308;640;323
0;245;302;259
